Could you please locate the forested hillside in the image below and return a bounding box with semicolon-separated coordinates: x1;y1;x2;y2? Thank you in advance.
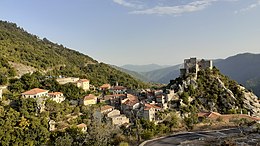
0;21;147;88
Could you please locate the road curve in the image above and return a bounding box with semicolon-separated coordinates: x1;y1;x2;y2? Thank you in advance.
141;128;241;146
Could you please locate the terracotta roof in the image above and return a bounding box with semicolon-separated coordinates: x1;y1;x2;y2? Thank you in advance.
78;79;89;82
144;103;162;110
100;84;111;88
22;88;48;95
112;86;126;90
123;95;139;106
101;105;114;112
103;94;126;100
48;92;63;96
84;94;97;100
77;123;87;128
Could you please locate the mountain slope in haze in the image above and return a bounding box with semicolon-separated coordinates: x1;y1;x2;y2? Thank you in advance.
214;53;260;97
136;53;260;96
121;64;170;72
143;64;181;83
0;20;147;88
110;65;150;82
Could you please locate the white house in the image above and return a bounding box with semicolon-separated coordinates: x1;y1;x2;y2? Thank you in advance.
76;79;90;91
77;123;87;133
48;92;65;103
21;88;49;98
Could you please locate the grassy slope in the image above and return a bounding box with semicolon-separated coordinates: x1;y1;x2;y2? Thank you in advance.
0;20;147;88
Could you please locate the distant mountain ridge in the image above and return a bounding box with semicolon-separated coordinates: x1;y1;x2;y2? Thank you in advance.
120;64;170;72
214;53;260;97
118;53;260;97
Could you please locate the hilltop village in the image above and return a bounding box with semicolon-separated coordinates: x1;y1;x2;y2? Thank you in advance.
1;57;260;145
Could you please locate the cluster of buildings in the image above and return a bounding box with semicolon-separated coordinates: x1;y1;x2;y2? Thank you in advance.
95;84;176;123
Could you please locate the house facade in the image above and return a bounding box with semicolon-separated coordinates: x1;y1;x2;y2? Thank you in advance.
110;86;127;94
21;88;49;98
100;105;114;114
142;104;162;121
107;109;129;126
82;94;97;105
48;92;65;103
76;123;87;133
76;79;90;91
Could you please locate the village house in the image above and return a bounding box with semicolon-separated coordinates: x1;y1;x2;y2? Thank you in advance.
142;104;162;121
107;109;129;126
146;91;155;100
100;105;114;114
21;88;49;113
165;89;175;102
76;123;87;133
21;88;49;98
48;92;65;103
76;79;90;91
82;94;97;105
121;94;140;117
101;94;126;107
156;94;168;109
110;86;127;94
100;84;111;90
49;120;56;131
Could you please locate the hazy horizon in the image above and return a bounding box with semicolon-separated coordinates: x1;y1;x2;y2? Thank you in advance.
1;0;260;66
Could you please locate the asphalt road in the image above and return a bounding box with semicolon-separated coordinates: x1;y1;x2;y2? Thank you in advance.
144;128;241;146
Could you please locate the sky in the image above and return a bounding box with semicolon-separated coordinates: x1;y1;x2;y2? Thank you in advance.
0;0;260;66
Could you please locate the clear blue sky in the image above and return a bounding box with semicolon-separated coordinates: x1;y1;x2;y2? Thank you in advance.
1;0;260;66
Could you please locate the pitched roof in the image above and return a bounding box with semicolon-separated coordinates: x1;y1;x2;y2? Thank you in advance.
100;84;111;88
103;94;126;100
22;88;48;95
101;105;114;112
78;79;89;82
123;94;139;106
84;94;97;100
48;92;63;96
144;103;162;110
77;123;87;128
111;86;126;90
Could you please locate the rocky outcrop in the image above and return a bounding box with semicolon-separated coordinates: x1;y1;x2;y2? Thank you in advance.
169;69;260;118
8;61;36;77
242;90;260;117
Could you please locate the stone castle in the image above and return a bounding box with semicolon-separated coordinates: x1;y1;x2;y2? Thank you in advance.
180;57;213;77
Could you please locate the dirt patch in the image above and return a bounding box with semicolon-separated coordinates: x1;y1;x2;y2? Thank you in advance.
8;61;36;77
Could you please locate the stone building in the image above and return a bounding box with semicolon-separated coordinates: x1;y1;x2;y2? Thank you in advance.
76;79;90;91
180;57;213;77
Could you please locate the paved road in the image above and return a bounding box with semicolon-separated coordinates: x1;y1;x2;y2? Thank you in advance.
144;128;241;146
